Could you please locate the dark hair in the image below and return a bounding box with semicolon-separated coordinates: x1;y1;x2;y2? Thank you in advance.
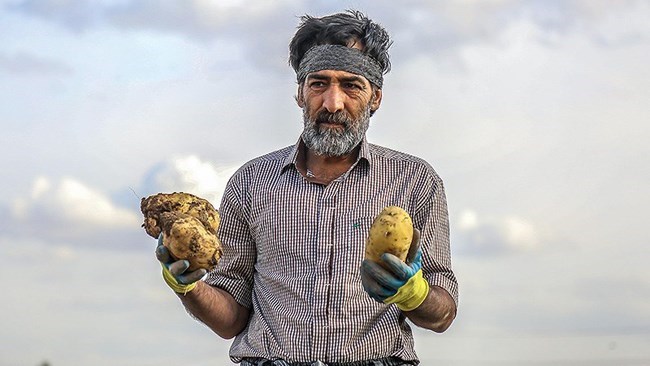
289;10;392;77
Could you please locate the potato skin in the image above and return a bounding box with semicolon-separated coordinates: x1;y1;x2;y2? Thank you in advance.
141;192;222;272
160;212;222;272
365;206;413;265
141;192;220;239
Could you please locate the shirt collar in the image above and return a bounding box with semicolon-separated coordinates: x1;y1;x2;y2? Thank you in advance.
280;135;371;175
280;138;302;174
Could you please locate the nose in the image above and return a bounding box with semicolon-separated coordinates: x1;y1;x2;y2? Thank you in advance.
321;86;345;113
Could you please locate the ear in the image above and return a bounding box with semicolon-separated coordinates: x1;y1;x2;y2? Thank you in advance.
370;87;382;112
295;84;305;108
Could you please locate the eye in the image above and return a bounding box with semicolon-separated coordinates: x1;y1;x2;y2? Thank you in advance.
309;81;327;89
343;82;363;90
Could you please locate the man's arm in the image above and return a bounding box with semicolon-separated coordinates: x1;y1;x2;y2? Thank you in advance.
157;241;251;339
176;281;250;339
403;285;456;333
360;225;456;333
406;172;457;332
361;254;457;333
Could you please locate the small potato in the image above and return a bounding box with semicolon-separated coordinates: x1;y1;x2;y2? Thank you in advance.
365;206;413;266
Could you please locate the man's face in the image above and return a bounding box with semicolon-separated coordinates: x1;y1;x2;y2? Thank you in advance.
299;69;381;157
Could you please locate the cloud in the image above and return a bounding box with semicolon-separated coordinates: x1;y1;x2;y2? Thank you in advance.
0;235;233;366
0;51;73;75
8;0;647;80
138;155;240;207
3;177;140;245
8;1;645;72
0;156;241;364
1;156;240;249
8;0;293;33
10;0;648;47
452;209;539;256
6;0;301;73
11;176;139;227
1;2;648;364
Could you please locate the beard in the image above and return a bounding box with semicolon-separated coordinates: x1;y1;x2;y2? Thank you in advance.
301;102;372;157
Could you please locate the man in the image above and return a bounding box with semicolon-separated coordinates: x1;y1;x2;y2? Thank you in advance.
156;10;458;365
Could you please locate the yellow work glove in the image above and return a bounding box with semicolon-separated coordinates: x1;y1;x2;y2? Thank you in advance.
360;229;430;311
155;235;206;295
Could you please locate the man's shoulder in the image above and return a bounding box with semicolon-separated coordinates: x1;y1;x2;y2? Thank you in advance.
229;145;294;180
368;142;445;185
368;143;446;197
369;143;436;169
369;143;420;161
249;145;294;164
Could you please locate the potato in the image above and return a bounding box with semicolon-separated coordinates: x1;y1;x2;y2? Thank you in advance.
159;212;222;272
365;206;413;265
141;192;220;238
141;192;222;272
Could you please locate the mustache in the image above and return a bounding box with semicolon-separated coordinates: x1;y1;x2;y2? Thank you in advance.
314;110;353;125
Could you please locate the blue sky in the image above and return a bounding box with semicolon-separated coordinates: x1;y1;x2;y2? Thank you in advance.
1;1;649;365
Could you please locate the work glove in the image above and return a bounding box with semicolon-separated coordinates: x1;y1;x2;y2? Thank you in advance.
156;235;207;295
360;228;430;311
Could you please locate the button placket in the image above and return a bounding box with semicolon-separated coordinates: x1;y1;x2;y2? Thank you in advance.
312;184;339;360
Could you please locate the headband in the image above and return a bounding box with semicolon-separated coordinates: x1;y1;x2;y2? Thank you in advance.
296;44;384;88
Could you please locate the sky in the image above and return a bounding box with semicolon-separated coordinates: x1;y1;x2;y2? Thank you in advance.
1;0;649;365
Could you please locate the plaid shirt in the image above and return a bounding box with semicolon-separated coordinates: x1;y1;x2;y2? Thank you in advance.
206;138;458;364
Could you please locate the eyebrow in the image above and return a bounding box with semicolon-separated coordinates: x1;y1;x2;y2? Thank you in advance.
306;73;367;85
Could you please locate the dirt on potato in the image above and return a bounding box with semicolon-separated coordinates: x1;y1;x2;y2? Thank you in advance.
141;192;222;272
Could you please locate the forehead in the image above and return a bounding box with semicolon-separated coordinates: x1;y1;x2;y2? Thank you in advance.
305;69;370;85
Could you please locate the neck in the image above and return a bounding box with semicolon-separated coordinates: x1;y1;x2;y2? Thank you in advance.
306;146;359;167
297;141;360;185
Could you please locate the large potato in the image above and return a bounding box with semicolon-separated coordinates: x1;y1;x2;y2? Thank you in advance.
159;212;222;272
365;206;413;266
141;192;222;272
141;192;220;238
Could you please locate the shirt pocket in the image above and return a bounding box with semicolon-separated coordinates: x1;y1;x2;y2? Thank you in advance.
331;215;376;310
333;215;374;275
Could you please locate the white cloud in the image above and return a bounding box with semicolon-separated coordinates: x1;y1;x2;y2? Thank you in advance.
1;157;241;249
3;176;142;248
0;156;241;247
31;175;51;199
140;155;241;207
0;51;73;75
53;244;78;260
458;210;479;230
0;235;233;366
12;176;139;228
453;209;539;255
1;1;649;364
501;216;537;250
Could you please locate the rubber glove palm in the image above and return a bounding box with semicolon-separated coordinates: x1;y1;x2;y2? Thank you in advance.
156;235;207;294
360;228;430;311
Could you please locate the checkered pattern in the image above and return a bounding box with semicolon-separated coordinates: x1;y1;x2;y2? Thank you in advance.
241;356;416;365
205;138;457;364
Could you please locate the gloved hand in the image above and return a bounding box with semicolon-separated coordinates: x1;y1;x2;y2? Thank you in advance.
360;228;430;311
156;235;207;295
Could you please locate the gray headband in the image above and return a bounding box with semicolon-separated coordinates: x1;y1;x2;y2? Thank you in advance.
297;44;384;88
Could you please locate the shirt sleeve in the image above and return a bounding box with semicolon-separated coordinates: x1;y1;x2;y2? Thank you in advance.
413;171;459;308
203;169;256;309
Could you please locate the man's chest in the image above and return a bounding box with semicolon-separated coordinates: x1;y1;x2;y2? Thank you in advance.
246;171;417;274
